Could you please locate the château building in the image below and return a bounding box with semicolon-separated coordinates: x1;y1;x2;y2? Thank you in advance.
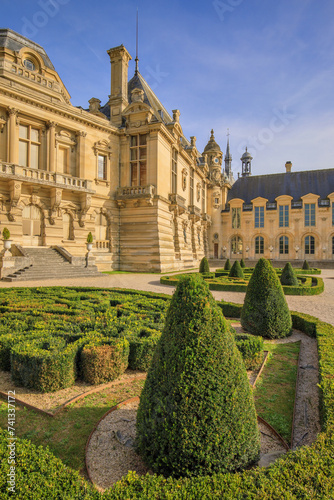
0;28;332;277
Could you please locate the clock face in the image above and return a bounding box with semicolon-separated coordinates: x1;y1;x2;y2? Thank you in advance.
214;157;219;164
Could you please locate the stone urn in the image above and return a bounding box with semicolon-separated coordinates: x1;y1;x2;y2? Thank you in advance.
86;242;93;252
4;239;12;250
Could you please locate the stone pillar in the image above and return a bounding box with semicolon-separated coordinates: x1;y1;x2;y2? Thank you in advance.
76;131;87;179
48;122;56;172
7;108;18;163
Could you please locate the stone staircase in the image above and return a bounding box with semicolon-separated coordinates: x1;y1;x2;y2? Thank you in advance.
2;247;102;282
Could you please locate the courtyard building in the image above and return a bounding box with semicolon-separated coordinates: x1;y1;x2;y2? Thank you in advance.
0;28;333;276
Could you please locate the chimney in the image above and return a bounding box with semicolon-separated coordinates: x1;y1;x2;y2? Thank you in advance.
107;45;132;126
285;161;292;173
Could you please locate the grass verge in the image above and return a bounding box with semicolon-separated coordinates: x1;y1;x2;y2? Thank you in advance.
254;341;300;444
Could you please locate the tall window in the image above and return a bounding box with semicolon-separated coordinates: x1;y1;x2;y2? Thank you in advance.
279;236;289;254
255;236;264;254
305;235;315;255
232;207;241;229
279;205;289;227
190;168;194;204
130;134;147;186
58;147;69;174
255;206;264;228
171;149;177;193
305;203;315;227
98;155;107;180
19;124;40;168
231;236;243;254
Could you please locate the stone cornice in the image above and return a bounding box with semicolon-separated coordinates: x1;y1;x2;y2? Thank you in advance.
0;83;119;135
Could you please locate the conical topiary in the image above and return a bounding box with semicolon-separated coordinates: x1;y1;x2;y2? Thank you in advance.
302;260;310;270
240;258;246;268
229;260;244;278
241;258;292;339
136;274;260;478
199;256;210;273
224;258;231;271
280;262;299;286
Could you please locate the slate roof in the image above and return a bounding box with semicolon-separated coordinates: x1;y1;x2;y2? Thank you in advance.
0;28;55;70
127;71;173;124
226;168;334;204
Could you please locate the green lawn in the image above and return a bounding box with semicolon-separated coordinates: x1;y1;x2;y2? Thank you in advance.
254;341;300;444
0;378;145;476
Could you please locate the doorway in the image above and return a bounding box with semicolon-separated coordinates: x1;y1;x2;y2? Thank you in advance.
22;205;43;246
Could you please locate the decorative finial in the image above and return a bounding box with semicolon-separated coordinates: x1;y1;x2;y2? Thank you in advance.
245;147;248;152
135;8;139;75
227;128;230;138
211;129;214;137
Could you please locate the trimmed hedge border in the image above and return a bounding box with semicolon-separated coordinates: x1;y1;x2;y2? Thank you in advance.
1;294;334;498
160;273;324;295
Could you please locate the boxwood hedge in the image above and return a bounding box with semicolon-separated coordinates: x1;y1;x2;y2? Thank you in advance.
1;302;334;498
81;338;129;385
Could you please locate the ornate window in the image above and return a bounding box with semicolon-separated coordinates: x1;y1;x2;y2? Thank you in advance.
130;134;147;186
231;236;242;254
255;236;264;254
305;235;315;254
232;207;241;229
19;124;40;168
279;205;289;227
23;59;36;71
279;235;289;254
254;206;264;228
98;155;107;180
305;203;315;227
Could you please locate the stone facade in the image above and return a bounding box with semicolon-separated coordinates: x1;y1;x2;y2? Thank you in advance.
0;29;228;272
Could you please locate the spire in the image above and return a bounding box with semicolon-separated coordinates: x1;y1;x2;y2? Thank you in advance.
135;9;139;75
224;129;232;178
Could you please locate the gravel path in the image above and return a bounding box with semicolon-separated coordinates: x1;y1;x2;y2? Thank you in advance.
86;400;287;491
0;268;332;325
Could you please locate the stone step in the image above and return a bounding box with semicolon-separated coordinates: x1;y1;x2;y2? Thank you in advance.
2;247;102;282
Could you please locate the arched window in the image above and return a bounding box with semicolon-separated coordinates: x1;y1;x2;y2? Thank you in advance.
255;236;264;254
231;236;243;254
279;236;289;254
63;213;74;241
305;235;315;255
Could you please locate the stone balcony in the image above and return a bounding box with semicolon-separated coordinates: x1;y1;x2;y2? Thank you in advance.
116;184;155;206
188;205;201;221
169;193;187;215
0;162;94;192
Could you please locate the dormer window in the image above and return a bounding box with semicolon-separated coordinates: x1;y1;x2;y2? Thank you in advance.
23;59;36;71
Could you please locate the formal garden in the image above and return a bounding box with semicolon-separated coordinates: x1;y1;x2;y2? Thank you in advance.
0;258;333;498
160;258;324;295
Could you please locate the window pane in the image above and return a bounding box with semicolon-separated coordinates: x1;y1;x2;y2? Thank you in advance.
139;147;146;160
19;125;28;139
30;144;39;169
130;136;138;147
131;164;138;186
30;128;39;143
22;219;30;235
139;134;147;146
19;141;28;166
130;149;137;161
140;161;146;185
98;155;106;179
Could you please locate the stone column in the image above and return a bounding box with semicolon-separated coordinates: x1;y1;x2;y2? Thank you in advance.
7;108;18;164
76;131;87;179
48;122;56;172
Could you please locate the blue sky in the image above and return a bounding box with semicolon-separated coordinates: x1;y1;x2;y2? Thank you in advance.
2;0;334;177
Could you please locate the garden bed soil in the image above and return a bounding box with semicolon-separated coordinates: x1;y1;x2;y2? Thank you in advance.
0;369;146;413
